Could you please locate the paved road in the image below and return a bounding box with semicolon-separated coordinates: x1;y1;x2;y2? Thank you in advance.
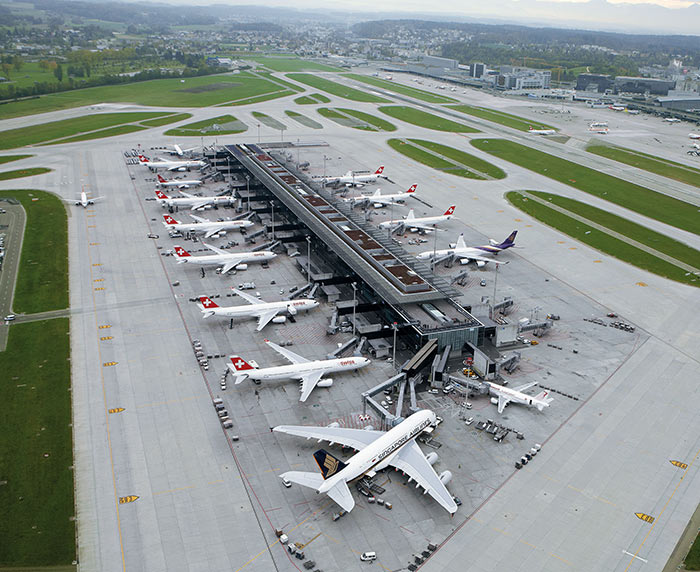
0;200;25;350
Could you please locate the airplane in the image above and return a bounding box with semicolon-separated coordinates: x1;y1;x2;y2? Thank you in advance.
155;189;233;211
173;243;276;275
274;409;457;514
139;155;206;172
323;165;385;188
156;174;203;189
228;340;370;402
162;144;198;157
349;184;417;208
664;118;681;123
198;291;319;330
416;231;518;267
378;206;455;233
63;190;104;208
162;214;253;238
528;126;556;135
487;381;553;414
689;133;700;140
609;105;626;112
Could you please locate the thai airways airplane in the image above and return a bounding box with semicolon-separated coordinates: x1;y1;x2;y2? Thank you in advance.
162;214;253;238
228;340;370;402
198;290;319;330
139;155;206;171
156;174;203;188
350;184;417;208
324;166;385;187
63;190;104;208
416;231;518;267
155;189;233;211
378;206;455;233
487;381;553;414
528;126;556;135
274;409;458;514
172;243;276;275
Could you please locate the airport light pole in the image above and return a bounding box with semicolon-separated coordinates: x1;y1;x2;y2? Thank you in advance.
270;200;275;240
257;123;261;143
351;282;357;337
245;174;250;212
432;224;438;269
392;321;398;370
306;236;311;285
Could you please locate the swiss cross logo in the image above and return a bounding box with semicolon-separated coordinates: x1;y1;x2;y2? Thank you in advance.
407;184;417;193
156;190;167;199
445;206;455;215
232;358;251;370
175;247;187;256
375;166;384;174
164;215;176;224
202;298;214;307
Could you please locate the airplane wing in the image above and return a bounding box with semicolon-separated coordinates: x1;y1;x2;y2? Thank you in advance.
203;226;224;239
388;441;458;514
513;381;538;393
232;288;261;305
202;242;227;256
189;214;210;223
174;144;183;156
178;190;195;198
266;340;310;365
255;309;280;331
406;222;445;232
296;370;325;402
326;480;355;512
273;425;382;450
189;200;211;211
456;253;507;265
220;259;241;275
497;394;511;414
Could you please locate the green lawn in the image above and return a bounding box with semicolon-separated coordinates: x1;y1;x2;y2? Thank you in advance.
0;167;51;180
387;139;453;170
295;93;331;105
251;111;287;131
472;139;700;236
1;190;68;313
317;107;396;131
449;104;557;132
379;106;479;132
225;89;297;106
507;191;699;286
686;531;700;570
284;110;323;129
345;73;458;104
409;139;505;179
587;144;700;188
286;73;390;103
139;112;193;127
164;114;247;136
255;72;305;93
251;57;341;72
0;154;32;165
337;108;396;131
0;319;75;568
45;124;147;145
0;112;167;149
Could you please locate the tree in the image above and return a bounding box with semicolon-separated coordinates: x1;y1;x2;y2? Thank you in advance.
38;59;50;71
12;56;22;72
1;62;11;79
53;64;63;82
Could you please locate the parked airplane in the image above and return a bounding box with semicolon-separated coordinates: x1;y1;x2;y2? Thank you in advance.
228;340;370;402
173;243;276;274
156;174;203;189
63;190;104;208
350;184;417;208
609;105;626;111
416;231;518;266
274;409;457;514
487;381;553;414
324;166;385;187
378;206;455;233
665;118;681;123
162;144;198;157
139;155;206;171
528;126;556;135
162;214;253;238
155;189;233;211
198;291;319;330
689;133;700;140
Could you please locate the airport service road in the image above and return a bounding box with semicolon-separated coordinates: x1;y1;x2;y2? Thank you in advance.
0;201;24;349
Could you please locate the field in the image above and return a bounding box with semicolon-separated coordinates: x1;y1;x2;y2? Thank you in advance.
0;112;168;149
471;139;699;236
317;107;396;132
507;191;699;286
255;72;305;93
379;106;478;132
295;93;331;105
687;532;700;570
164;115;247;136
285;110;322;129
449;104;557;132
45;124;147;145
286;73;390;103
139;112;193;127
251;57;341;72
344;73;458;104
0;167;51;180
587;144;700;188
251;111;287;131
0;189;69;313
0;155;32;165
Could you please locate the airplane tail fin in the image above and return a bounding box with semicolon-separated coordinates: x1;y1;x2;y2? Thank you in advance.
173;246;190;259
155;189;169;200
199;295;219;309
372;189;381;197
406;209;415;220
157;174;166;183
406;184;417;193
163;214;178;226
456;233;466;250
138;154;148;163
444;205;456;216
313;449;348;479
375;165;385;175
497;230;518;249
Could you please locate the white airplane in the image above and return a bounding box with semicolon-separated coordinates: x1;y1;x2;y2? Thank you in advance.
198;291;319;330
63;190;104;208
155;189;233;211
228;340;370;402
156;174;203;189
324;165;385;188
378;205;455;233
349;184;417;208
173;243;276;275
665;118;681;123
609;105;626;111
487;381;553;414
416;231;518;267
162;144;198;157
689;133;700;140
162;214;253;238
274;409;457;514
139;154;206;172
528;126;556;135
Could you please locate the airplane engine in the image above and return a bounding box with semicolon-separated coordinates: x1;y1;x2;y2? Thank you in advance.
438;470;453;486
490;397;499;405
373;203;383;209
272;316;286;324
327;422;340;428
235;264;248;271
363;425;374;432
288;305;298;316
489;239;498;245
476;260;486;268
317;378;333;388
459;259;470;265
426;452;439;466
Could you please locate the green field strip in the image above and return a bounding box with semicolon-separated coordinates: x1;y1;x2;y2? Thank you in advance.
0;167;51;180
284;110;322;129
255;71;305;92
295;93;331;105
139;112;193;127
224;89;296;106
472;139;700;236
251;57;342;72
587;144;700;188
336;108;396;132
252;111;287;131
164;114;247;136
448;104;557;132
45;124;147;145
0;155;33;165
317;107;395;132
409;139;505;179
287;73;390;103
344;73;458;104
379;106;479;133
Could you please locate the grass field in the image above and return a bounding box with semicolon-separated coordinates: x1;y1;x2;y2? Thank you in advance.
449;104;557;132
686;532;700;570
285;110;322;129
472;139;700;236
344;73;458;104
0;189;68;313
0;72;289;120
388;139;455;170
225;89;297;106
317;107;396;131
255;72;305;93
164;114;247;136
139;112;193;127
379;106;479;132
252;57;340;72
286;73;390;103
0;154;32;165
45;124;147;145
0;319;75;568
295;93;331;105
0;112;167;149
251;111;287;131
587;144;700;188
0;167;51;180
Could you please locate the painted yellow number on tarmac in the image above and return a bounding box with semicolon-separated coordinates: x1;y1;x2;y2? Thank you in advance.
103;361;118;367
92;263;102;267
90;242;100;246
108;408;125;414
93;278;104;282
670;460;688;470
98;325;111;329
119;495;139;504
88;225;96;228
100;336;113;341
94;287;105;291
635;512;655;524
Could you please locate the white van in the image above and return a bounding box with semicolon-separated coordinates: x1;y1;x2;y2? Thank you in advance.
360;551;377;562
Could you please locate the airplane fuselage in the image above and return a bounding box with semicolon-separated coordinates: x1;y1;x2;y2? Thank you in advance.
379;213;452;229
165;219;253;234
176;251;276;267
158;179;203;188
158;196;232;209
240;357;369;382
487;382;549;409
417;244;503;261
204;299;318;319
